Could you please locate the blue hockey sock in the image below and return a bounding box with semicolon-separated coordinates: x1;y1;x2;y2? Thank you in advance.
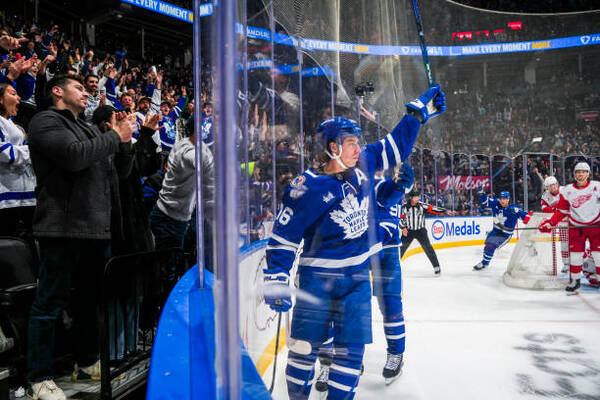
328;343;365;400
377;295;405;355
482;244;496;265
286;346;319;400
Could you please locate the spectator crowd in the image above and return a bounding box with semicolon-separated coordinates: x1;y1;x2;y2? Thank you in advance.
0;13;213;399
1;7;599;244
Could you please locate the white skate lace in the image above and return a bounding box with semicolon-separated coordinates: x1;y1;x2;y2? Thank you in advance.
38;380;59;392
317;365;329;382
384;354;402;370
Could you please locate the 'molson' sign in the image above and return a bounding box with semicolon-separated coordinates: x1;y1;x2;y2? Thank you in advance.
437;175;490;191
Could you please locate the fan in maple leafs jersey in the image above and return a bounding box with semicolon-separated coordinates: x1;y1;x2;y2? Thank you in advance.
473;190;532;271
263;84;446;400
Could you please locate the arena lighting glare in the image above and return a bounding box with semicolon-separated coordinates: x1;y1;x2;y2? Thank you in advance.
517;136;543;154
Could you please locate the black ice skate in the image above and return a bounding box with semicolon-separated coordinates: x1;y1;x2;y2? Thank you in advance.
565;278;580;295
473;262;487;271
383;352;404;385
434;266;441;276
315;364;329;393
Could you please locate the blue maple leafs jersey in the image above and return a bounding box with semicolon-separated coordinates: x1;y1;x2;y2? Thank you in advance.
266;115;420;276
374;177;405;248
158;95;187;151
201;114;214;147
479;193;528;233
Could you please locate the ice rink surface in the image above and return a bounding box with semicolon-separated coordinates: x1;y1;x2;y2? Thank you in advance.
270;244;600;400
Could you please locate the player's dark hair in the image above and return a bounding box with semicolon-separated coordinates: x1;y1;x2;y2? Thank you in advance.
314;139;336;170
408;189;420;198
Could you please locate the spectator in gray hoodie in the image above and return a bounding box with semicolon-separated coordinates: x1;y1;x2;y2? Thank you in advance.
149;116;214;297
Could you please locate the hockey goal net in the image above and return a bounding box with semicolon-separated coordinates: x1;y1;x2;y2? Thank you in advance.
503;212;568;290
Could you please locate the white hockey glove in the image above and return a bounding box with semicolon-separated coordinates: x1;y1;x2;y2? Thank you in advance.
263;272;292;312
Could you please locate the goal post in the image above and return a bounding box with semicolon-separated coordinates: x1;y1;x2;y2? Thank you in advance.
503;213;568;290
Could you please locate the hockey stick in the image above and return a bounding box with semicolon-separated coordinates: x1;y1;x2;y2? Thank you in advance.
491;137;543;180
410;0;434;88
269;310;283;394
513;224;600;231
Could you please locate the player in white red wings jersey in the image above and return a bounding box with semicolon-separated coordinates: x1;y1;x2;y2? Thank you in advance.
540;176;561;212
540;162;600;294
540;176;570;271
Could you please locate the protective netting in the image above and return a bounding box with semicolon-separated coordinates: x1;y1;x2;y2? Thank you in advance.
261;0;600;144
267;0;422;132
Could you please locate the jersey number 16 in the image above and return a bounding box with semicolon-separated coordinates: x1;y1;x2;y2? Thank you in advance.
276;206;294;226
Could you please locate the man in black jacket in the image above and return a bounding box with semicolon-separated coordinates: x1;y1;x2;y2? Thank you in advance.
25;74;135;400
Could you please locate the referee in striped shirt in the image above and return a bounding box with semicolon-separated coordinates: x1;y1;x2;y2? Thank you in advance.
399;190;445;275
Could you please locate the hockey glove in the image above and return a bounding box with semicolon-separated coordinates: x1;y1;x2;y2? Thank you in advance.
522;211;533;225
393;163;415;193
426;204;446;215
406;84;446;124
263;272;292;312
538;218;553;233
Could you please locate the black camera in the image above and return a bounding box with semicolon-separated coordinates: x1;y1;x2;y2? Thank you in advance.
238;80;286;124
354;82;374;97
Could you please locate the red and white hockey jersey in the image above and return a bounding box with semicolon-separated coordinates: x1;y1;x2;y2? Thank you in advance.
551;180;600;227
541;188;561;212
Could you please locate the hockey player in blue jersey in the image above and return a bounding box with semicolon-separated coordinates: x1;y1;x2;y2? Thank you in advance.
263;85;445;400
371;172;414;385
314;170;415;392
473;190;532;270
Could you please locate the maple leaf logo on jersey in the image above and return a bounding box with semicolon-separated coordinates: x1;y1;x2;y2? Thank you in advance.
572;193;593;208
494;213;507;226
329;194;369;239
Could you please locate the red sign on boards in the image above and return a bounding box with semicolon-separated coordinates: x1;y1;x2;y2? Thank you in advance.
438;175;491;191
581;110;599;121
